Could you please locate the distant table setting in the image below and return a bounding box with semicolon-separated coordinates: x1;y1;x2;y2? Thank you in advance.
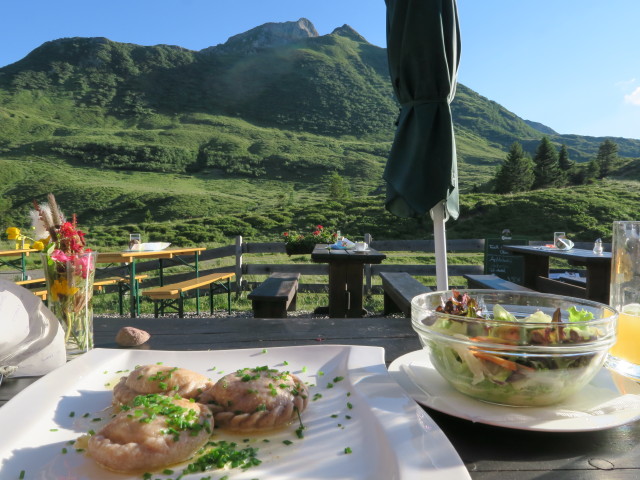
311;242;386;317
503;244;611;303
97;246;206;317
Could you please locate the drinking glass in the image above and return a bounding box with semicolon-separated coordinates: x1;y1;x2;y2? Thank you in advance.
606;221;640;380
129;234;141;250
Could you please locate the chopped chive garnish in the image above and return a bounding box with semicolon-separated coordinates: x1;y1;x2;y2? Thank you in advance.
62;448;67;454
318;371;324;376
49;428;58;432
19;470;25;479
69;411;75;417
333;376;344;383
344;447;353;454
283;440;293;445
262;348;268;354
347;402;353;410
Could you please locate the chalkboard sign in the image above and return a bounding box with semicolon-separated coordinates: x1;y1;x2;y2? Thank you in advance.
484;238;528;284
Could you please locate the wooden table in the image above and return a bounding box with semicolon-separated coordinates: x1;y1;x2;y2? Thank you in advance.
0;248;39;281
3;315;640;479
503;245;612;303
311;244;386;317
97;247;206;317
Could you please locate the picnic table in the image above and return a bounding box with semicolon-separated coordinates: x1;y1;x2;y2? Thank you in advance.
97;247;206;317
503;245;612;303
2;315;640;479
311;244;386;317
0;248;39;281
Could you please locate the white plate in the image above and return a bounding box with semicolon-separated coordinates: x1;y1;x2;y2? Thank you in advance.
127;242;171;252
0;346;470;479
389;350;640;432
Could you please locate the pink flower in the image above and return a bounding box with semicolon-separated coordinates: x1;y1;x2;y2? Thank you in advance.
76;253;94;279
50;249;70;263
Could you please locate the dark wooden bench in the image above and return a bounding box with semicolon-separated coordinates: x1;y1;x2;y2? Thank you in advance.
248;272;300;318
380;272;431;317
142;272;234;318
464;274;535;291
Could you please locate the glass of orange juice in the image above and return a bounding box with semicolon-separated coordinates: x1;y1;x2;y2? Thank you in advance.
606;221;640;380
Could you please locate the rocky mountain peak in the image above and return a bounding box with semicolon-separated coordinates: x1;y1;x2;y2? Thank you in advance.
331;24;368;43
208;18;319;55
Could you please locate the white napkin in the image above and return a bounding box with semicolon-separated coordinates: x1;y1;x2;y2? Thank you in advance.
0;280;65;376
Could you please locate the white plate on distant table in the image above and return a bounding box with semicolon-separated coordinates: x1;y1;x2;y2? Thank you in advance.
0;346;470;479
127;242;171;252
389;350;640;432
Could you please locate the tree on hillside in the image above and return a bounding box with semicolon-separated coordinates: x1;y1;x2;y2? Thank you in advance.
577;159;600;184
327;171;350;202
533;137;562;189
595;139;619;178
558;145;574;171
494;142;535;194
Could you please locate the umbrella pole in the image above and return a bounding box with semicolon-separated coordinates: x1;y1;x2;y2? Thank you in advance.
431;201;449;291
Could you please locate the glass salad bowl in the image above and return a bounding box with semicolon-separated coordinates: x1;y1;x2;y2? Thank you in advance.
411;290;618;407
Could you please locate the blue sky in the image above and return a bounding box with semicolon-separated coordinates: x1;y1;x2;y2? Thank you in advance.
2;0;639;140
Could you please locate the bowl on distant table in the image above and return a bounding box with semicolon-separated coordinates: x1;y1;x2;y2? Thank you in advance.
411;290;617;407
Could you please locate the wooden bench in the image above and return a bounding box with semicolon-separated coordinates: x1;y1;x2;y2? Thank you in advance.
16;277;46;287
94;274;149;315
248;272;300;318
142;272;234;318
464;274;535;291
32;289;48;302
380;272;431;317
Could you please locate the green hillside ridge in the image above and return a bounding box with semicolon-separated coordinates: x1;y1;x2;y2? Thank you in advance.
1;19;639;246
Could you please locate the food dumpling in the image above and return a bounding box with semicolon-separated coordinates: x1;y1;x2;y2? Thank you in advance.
87;394;213;474
201;366;309;432
113;364;213;405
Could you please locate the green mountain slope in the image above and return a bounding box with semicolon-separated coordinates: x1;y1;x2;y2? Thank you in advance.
0;19;639;245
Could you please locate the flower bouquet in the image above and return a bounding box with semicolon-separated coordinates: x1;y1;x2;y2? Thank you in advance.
33;194;96;359
283;225;337;255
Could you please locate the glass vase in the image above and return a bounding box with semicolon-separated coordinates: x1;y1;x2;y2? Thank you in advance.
41;251;96;360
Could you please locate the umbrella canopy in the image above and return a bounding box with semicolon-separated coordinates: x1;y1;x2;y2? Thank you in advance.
384;0;461;290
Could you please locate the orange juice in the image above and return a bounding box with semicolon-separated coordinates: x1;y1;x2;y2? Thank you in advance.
609;311;640;365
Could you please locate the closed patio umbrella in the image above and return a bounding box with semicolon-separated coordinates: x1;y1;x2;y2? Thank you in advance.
384;0;461;291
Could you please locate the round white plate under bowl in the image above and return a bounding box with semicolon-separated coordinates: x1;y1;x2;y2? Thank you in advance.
389;350;640;432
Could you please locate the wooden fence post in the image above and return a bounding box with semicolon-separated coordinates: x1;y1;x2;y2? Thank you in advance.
235;235;243;295
364;233;373;295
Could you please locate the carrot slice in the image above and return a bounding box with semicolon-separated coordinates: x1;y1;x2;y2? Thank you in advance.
471;351;518;371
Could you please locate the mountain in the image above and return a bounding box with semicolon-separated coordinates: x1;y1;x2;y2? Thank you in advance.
1;19;639;243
